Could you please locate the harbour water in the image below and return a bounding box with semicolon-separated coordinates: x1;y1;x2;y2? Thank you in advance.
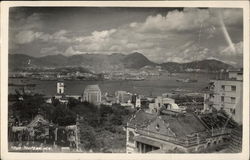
9;72;216;97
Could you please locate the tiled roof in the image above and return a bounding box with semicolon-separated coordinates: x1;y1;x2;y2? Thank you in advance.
128;110;156;128
160;113;206;137
129;110;207;138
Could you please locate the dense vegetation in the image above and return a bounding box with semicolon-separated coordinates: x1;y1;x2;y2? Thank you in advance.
8;93;135;152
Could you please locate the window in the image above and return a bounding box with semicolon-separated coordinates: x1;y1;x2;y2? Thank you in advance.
230;108;235;114
231;86;236;91
209;94;213;98
231;97;236;104
221;85;225;91
221;96;224;102
156;124;160;131
129;131;135;143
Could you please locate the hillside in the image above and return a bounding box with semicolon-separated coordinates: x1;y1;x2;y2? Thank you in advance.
161;59;233;72
9;53;233;73
122;52;156;69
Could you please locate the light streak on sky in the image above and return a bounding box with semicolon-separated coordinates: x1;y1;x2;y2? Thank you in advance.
218;10;236;54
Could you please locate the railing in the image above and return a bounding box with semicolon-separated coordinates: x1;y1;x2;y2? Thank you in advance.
135;128;231;148
136;129;209;147
211;128;232;136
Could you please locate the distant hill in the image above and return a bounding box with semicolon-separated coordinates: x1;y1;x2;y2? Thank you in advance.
122;52;156;69
9;53;233;72
161;59;233;72
9;54;35;70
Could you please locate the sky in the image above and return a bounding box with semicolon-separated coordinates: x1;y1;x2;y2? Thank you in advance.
9;7;243;66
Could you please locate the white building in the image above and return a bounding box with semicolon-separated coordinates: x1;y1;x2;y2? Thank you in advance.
83;85;102;105
203;69;243;124
147;96;183;114
115;91;132;104
57;81;64;94
135;98;141;108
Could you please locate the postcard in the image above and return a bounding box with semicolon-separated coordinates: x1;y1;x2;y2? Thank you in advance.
1;1;249;160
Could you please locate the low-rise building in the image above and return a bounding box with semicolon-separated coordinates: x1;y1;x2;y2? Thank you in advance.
147;97;183;114
115;91;132;104
126;109;238;153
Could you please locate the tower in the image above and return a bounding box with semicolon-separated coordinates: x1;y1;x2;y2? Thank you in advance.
57;81;64;94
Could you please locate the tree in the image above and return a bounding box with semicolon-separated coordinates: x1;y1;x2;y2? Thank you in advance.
67;97;80;109
52;104;76;126
79;124;98;151
110;114;123;126
10;94;46;121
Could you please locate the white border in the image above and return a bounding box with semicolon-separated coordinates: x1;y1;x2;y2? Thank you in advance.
1;1;249;160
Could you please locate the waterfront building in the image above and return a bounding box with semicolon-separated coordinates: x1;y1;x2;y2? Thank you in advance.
203;69;243;124
54;81;81;104
57;81;65;94
83;85;102;105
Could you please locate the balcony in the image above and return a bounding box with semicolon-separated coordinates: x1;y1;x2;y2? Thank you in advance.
136;129;210;147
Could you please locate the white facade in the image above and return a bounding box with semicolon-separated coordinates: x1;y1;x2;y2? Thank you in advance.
147;97;181;114
57;81;64;94
135;98;141;108
203;71;243;124
229;71;243;81
83;85;101;105
115;91;132;104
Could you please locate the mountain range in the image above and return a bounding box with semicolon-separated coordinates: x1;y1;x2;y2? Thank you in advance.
9;52;233;73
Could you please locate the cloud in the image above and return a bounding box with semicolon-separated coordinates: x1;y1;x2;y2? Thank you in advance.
15;30;43;44
220;41;243;55
139;8;242;33
40;46;61;54
64;46;85;56
51;30;72;43
138;8;210;32
10;12;44;31
71;8;242;62
15;29;73;44
10;8;243;66
38;30;72;43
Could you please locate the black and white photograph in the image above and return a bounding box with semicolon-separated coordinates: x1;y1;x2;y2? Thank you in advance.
1;1;249;159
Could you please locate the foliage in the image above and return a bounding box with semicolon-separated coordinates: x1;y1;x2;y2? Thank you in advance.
9;93;133;152
79;124;98;151
10;94;45;121
67;97;80;109
9;94;76;126
52;104;76;126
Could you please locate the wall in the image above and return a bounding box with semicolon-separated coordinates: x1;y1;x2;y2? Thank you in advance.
209;80;243;124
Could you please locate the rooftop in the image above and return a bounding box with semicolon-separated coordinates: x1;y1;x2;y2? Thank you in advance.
84;84;101;91
128;109;156;128
160;113;207;137
128;110;207;138
198;112;238;129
